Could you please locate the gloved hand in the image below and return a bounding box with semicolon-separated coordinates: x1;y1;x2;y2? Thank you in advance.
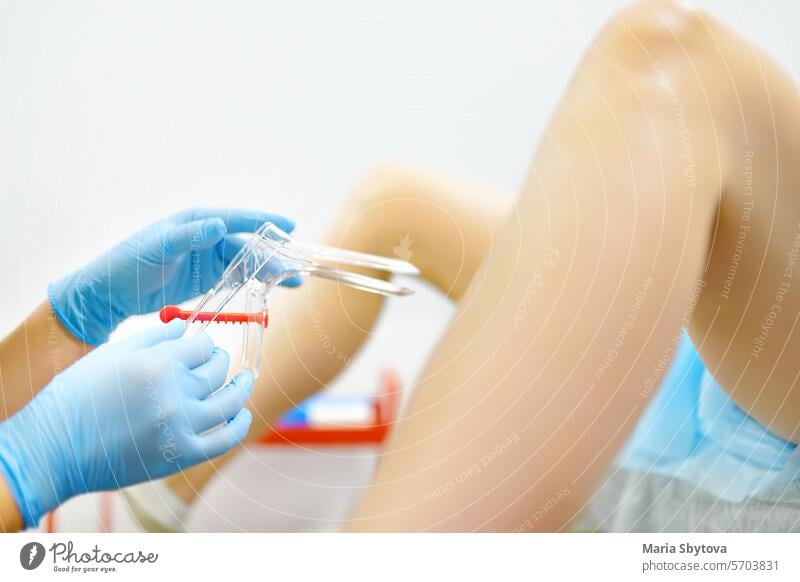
0;320;252;527
49;208;296;345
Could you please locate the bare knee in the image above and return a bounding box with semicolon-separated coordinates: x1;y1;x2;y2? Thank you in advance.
331;164;506;298
588;1;717;75
346;163;435;214
325;164;423;256
612;0;710;39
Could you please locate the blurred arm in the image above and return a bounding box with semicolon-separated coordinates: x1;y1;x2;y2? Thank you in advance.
0;302;91;421
0;474;23;532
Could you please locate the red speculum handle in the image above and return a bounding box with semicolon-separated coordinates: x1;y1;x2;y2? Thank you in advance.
159;305;268;326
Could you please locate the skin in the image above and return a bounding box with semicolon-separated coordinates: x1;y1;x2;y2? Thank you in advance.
0;477;22;532
169;1;800;530
0;301;92;421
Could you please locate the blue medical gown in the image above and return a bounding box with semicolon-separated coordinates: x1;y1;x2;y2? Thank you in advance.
616;332;800;501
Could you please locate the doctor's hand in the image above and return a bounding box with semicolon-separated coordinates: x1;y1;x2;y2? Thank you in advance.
0;320;252;528
48;208;295;345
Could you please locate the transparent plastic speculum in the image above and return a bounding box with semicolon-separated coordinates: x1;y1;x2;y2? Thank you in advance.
163;223;419;378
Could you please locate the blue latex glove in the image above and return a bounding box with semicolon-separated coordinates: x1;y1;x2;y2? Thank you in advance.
49;208;296;345
0;320;251;527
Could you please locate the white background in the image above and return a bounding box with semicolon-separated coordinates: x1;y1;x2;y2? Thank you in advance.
0;0;799;531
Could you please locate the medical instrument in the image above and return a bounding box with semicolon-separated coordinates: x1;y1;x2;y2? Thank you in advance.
160;305;268;326
174;222;419;378
48;208;293;346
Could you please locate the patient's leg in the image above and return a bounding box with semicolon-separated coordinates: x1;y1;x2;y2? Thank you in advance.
166;166;511;505
348;1;741;531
